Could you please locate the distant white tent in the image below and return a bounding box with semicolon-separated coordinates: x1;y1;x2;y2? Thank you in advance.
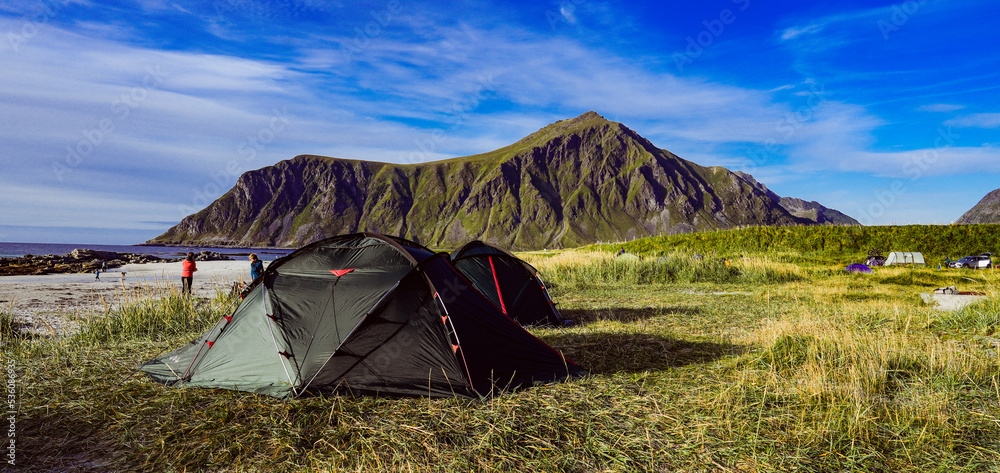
884;252;925;265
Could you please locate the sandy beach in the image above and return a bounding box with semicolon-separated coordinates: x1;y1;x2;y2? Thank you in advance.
0;260;264;334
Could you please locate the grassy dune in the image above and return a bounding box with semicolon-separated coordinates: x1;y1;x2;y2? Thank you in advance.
8;233;1000;471
597;224;1000;265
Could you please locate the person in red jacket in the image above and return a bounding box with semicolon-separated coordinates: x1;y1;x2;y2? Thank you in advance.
181;252;197;296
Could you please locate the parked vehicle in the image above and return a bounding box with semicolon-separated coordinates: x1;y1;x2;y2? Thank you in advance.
947;253;993;269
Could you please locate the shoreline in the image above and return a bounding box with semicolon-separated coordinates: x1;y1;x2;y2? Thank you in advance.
0;242;293;264
135;241;296;250
0;260;263;335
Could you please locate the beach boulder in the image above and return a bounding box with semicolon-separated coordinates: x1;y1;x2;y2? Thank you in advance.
69;248;118;260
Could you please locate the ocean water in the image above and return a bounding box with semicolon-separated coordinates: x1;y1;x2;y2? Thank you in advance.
0;242;293;261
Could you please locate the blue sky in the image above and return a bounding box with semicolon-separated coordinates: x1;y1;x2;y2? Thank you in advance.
1;0;998;245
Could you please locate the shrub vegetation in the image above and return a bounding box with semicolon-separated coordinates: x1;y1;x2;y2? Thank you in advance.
598;224;1000;265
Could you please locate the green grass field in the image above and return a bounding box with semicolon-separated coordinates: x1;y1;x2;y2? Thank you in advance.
6;228;1000;471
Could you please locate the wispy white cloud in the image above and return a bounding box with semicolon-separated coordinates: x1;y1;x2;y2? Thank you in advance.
788;118;1000;177
1;183;181;230
734;100;1000;180
944;113;1000;129
559;5;578;25
918;103;965;112
847;146;1000;177
0;0;89;17
313;25;801;146
774;6;888;56
0;15;897;184
780;24;823;41
2;0;999;240
777;1;962;45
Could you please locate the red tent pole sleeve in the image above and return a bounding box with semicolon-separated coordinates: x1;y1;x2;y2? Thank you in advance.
489;256;508;316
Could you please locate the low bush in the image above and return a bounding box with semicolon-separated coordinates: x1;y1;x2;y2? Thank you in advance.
75;283;236;344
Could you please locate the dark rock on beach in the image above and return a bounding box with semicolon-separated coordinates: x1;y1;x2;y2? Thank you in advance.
184;250;236;262
0;249;233;276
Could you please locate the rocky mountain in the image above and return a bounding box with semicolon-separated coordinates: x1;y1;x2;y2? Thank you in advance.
733;172;860;225
149;112;857;250
956;188;1000;224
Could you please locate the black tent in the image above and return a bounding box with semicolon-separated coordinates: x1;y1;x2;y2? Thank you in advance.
138;233;584;399
450;241;567;327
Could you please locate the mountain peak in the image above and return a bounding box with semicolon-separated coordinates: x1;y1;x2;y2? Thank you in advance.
574;110;606;121
530;110;613;134
505;111;637;152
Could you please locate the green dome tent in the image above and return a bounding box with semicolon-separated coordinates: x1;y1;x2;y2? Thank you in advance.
450;240;567;327
138;233;585;399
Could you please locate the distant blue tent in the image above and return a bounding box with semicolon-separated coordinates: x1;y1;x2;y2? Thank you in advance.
845;263;873;273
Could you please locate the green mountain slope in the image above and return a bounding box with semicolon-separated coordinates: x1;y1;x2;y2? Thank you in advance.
149;112;855;250
956;188;1000;224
